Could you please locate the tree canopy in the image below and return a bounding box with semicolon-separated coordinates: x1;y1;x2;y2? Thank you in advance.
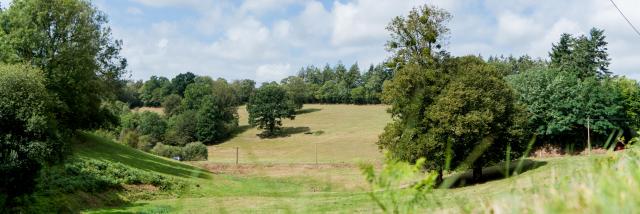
247;83;296;136
0;0;128;130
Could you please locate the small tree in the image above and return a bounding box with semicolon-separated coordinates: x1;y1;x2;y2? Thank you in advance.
195;96;239;143
247;83;296;136
0;64;62;206
162;94;182;117
138;111;167;143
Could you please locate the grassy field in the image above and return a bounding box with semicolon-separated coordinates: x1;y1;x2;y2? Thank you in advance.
82;104;640;213
208;104;390;164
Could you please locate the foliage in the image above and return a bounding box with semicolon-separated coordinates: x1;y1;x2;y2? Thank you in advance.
247;83;297;136
549;28;611;79
140;76;171;107
164;110;197;146
379;56;526;179
0;63;63;204
507;68;625;146
0;0;127;130
151;143;183;159
25;157;179;213
118;80;144;108
360;156;437;214
385;5;451;67
281;76;307;109
170;72;196;96
151;142;207;161
137;111;167;143
195;95;239;143
612;77;640;130
231;79;256;104
181;142;208;161
162;94;182;117
121;130;140;149
181;79;213;110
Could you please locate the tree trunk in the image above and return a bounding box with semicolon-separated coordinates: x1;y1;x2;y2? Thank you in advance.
436;168;443;185
472;164;482;182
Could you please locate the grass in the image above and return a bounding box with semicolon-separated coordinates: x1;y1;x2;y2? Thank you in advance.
208;104;390;164
81;105;640;213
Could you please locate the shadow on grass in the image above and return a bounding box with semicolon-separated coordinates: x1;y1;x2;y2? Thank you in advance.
442;159;547;188
257;126;311;139
75;133;211;179
213;125;253;145
296;108;322;115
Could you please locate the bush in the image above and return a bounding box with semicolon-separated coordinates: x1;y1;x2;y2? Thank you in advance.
164;110;197;146
121;130;139;148
138;111;167;142
162;94;182;117
137;135;155;152
151;143;182;159
0;63;62;204
196;95;238;143
182;142;208;161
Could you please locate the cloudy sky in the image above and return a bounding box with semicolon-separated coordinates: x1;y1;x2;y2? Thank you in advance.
2;0;638;81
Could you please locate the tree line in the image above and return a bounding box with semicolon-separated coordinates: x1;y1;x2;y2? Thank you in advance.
376;5;640;183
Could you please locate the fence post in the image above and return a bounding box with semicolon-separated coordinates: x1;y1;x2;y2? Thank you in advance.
236;147;239;165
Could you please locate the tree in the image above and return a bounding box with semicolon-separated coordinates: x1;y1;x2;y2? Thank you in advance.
0;0;127;130
346;63;361;88
385;5;451;67
140;76;171;107
281;76;307;109
118;80;144;108
195;95;238;143
231;79;256;104
247;84;296;136
0;64;62;205
507;68;624;146
170;72;196;96
182;80;212;110
425;57;526;180
612;77;640;130
162;94;182;117
137;111;167;143
379;56;526;181
549;28;611;79
164;110;197;146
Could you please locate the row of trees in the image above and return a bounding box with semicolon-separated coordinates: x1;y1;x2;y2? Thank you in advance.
292;63;394;104
376;5;640;182
1;0;128;207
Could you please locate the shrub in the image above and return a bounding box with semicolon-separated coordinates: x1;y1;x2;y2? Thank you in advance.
162;94;182;117
137;135;156;152
182;142;208;161
164;110;197;146
151;143;182;159
138;111;167;142
196;95;238;143
0;63;62;204
121;130;139;148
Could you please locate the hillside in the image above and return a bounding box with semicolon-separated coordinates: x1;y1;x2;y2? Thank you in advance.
208;104;390;164
19;105;636;213
76;105;637;213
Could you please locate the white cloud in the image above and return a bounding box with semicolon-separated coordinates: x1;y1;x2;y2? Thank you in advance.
156;38;168;49
256;63;291;83
98;0;639;81
126;7;143;15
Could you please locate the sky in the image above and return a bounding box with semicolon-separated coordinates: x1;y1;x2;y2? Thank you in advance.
1;0;639;82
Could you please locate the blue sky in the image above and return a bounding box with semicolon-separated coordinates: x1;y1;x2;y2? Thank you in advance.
2;0;639;81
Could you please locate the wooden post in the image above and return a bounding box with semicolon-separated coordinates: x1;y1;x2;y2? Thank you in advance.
587;117;591;155
236;147;239;165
